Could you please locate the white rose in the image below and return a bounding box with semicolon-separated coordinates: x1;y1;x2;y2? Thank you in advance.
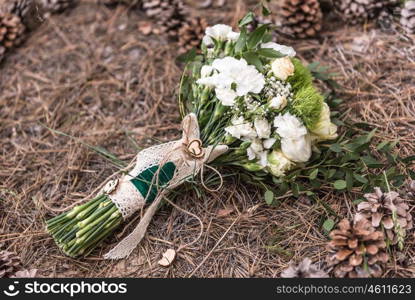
310;103;338;141
247;139;268;167
254;118;271;139
269;95;287;110
274;112;312;162
267;150;293;177
274;112;307;139
261;42;296;57
280;135;312;163
271;57;295;81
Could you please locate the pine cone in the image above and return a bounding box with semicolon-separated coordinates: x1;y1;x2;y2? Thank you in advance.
332;0;400;25
279;0;323;38
356;187;413;249
100;0;140;6
0;12;26;62
177;16;208;54
281;258;329;278
39;0;78;13
401;0;415;34
0;251;22;278
142;0;187;37
327;218;389;278
0;0;33;19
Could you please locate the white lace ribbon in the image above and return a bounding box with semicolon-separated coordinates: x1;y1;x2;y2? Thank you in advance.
103;113;228;259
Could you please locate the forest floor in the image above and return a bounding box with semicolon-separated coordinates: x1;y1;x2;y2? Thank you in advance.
0;0;414;277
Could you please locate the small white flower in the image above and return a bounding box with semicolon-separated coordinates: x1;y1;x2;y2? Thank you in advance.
267;150;293;177
269;95;287;110
261;42;296;57
200;65;214;78
274;112;311;162
271;57;295;81
254;118;271;139
215;88;237;106
310;103;338;141
263;138;276;149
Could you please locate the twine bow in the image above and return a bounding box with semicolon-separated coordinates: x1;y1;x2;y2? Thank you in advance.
104;113;228;259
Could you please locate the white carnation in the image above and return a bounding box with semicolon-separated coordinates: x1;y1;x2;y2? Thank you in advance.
274;112;311;162
197;57;265;107
263;138;276;149
227;31;240;41
261;42;296;57
200;65;214;78
247;139;268;167
211;57;265;95
215;88;237;106
205;24;239;42
225;117;257;140
202;35;214;46
254;118;271;139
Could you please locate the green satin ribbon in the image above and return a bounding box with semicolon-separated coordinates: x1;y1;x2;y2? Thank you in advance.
130;162;176;203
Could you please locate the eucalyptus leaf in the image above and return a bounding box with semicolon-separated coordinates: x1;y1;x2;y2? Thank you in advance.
323;218;335;233
334;180;347;190
264;190;274;205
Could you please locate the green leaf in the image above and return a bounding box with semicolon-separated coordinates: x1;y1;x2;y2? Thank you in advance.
176;48;197;64
309;168;318;180
243;51;263;72
264;190;274;205
256;48;285;58
334;180;347;190
353;174;368;184
323;218;335;233
234;28;247;53
239;12;255;27
345;170;354;191
361;156;383;168
329;143;342;153
247;25;268;49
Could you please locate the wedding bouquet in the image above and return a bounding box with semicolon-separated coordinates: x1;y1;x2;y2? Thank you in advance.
46;15;340;259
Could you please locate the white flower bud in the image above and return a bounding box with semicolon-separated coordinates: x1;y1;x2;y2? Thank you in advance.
271;57;295;81
310;103;338;141
269;95;287;110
